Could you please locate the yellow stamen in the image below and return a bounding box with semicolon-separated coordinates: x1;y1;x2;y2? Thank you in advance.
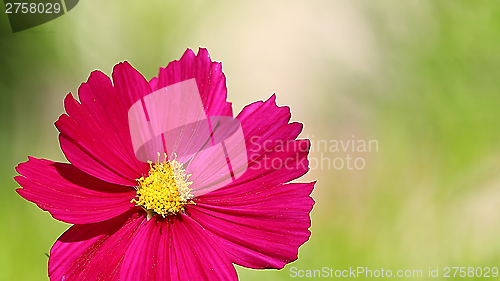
132;154;194;219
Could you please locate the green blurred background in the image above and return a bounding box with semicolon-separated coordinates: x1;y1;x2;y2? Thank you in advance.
2;0;500;280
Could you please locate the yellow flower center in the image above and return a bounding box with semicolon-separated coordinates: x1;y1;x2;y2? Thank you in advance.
132;155;194;219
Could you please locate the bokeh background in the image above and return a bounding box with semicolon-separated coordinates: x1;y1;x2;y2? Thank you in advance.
2;0;500;280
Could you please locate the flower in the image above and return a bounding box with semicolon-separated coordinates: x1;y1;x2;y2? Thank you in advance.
15;48;315;280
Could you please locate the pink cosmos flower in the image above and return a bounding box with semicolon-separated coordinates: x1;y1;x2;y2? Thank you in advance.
15;48;315;280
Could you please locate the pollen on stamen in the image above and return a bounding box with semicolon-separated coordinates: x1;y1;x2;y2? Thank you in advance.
132;153;194;219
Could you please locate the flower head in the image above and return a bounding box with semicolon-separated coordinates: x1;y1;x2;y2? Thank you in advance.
15;48;315;280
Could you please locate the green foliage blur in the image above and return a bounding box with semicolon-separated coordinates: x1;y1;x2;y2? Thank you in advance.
1;0;500;280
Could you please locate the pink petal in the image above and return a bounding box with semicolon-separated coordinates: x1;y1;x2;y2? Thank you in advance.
187;95;310;197
118;217;171;280
187;182;315;269
185;95;315;268
120;214;238;281
156;48;233;117
49;209;237;281
184;116;248;196
49;210;145;280
56;50;233;186
128;79;213;163
56;68;150;186
223;95;310;190
15;157;136;224
148;76;158;91
112;61;155;113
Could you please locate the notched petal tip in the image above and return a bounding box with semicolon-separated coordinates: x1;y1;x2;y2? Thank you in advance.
113;60;133;71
